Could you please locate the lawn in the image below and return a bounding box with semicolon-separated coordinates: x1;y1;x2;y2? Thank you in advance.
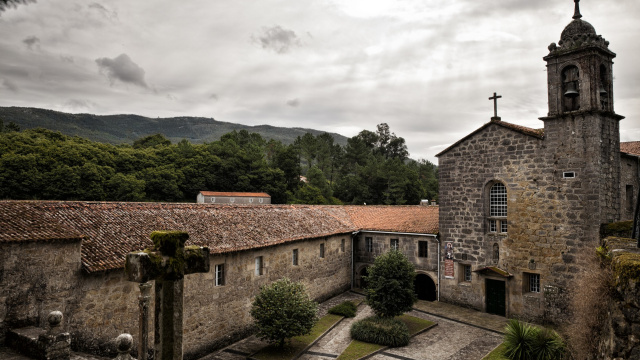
251;313;343;360
337;315;435;360
481;343;508;360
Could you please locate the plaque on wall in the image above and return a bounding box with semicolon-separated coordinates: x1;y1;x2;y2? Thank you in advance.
444;242;454;278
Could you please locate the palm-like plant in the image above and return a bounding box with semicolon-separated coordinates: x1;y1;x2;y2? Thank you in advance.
503;319;536;360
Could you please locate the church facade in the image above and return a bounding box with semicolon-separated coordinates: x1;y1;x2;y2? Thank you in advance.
436;1;639;322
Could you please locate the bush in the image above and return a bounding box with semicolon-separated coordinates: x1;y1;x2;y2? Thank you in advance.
328;301;357;318
503;319;565;360
350;316;409;347
364;250;417;318
250;278;318;347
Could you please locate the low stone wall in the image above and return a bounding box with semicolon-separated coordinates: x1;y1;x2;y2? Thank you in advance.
597;237;640;359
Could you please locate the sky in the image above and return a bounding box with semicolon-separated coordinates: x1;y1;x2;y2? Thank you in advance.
0;0;638;163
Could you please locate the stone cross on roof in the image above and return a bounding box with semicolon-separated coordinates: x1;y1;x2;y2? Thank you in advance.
126;231;210;360
489;92;502;121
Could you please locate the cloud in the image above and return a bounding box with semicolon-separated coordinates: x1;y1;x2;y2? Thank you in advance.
88;2;118;21
63;98;96;112
1;78;19;92
22;35;40;50
95;53;148;88
209;94;218;100
0;0;36;13
253;25;302;54
286;98;300;107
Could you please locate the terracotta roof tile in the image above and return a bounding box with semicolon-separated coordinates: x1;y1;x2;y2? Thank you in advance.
0;201;438;273
621;141;640;157
199;192;271;197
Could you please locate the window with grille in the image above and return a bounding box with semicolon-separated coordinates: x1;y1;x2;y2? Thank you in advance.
390;239;399;251
529;273;540;293
490;183;507;217
418;241;428;258
463;265;472;282
292;249;298;266
501;220;508;233
215;264;225;286
366;237;373;252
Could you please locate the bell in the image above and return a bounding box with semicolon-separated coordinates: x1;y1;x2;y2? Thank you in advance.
599;85;608;96
564;82;579;98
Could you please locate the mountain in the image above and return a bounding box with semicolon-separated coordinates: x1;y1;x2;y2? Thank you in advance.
0;107;349;146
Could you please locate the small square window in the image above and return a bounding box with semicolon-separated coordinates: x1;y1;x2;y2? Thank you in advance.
292;249;298;266
320;243;325;258
390;239;399;251
500;220;508;233
255;256;263;276
215;264;225;286
563;172;576;178
366;237;373;252
418;241;428;258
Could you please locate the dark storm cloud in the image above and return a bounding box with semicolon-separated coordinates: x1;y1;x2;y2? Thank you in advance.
95;53;148;88
0;0;36;13
22;35;40;50
1;78;19;92
253;25;302;54
286;98;300;107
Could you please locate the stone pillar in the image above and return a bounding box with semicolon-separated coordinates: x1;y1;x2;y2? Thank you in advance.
154;279;184;360
37;311;71;360
138;282;152;360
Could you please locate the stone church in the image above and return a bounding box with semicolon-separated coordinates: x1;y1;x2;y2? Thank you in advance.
436;1;639;322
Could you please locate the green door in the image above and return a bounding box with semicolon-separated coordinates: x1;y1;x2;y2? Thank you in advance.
486;279;506;316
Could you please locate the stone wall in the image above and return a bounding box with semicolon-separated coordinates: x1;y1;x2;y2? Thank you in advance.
620;154;639;221
1;234;352;359
597;237;640;359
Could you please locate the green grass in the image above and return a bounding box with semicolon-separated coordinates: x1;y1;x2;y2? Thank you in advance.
481;343;508;360
338;315;435;359
337;340;385;360
252;314;343;360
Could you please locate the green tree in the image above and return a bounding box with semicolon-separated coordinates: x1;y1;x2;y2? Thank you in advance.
132;133;171;149
250;278;318;348
364;250;417;318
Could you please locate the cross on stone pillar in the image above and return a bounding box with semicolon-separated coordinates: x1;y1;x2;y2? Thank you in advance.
126;231;210;360
137;282;152;360
489;92;502;121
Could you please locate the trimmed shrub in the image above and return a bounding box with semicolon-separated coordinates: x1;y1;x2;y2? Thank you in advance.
350;316;409;347
503;319;565;360
328;301;357;318
364;250;417;318
250;278;318;347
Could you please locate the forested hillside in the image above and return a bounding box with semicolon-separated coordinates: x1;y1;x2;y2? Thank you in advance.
0;106;349;146
0;121;438;204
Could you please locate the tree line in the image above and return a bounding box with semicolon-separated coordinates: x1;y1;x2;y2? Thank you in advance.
0;122;437;204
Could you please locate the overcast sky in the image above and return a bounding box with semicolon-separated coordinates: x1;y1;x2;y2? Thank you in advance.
0;0;638;163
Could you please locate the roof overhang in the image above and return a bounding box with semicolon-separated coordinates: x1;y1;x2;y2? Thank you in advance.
473;266;513;278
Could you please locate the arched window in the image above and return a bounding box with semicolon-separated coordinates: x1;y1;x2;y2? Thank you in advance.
488;182;508;234
493;243;499;263
562;65;580;112
599;64;609;110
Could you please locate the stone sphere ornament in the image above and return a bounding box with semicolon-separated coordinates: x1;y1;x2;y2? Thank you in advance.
47;311;63;327
116;333;134;353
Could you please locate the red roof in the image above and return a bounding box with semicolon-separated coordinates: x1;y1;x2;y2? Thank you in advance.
621;141;640;157
0;201;438;273
199;192;271;198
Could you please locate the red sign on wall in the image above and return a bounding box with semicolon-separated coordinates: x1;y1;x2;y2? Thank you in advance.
444;242;454;278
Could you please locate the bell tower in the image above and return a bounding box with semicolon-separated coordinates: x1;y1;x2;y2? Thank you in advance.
540;0;624;227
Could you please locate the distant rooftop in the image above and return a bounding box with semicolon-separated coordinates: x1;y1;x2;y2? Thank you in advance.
198;191;271;197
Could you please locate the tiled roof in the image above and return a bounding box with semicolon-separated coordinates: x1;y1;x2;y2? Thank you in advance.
436;120;544;157
199;191;271;197
0;201;438;273
621;141;640;157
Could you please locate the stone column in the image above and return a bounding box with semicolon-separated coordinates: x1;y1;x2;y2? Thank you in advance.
138;282;152;360
154;279;184;360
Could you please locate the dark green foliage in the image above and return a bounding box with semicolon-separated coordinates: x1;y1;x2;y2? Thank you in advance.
364;251;417;318
250;278;318;348
350;316;409;347
600;220;633;238
133;133;171;148
328;301;357;318
503;319;565;360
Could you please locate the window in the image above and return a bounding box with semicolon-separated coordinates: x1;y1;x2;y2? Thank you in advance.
259;198;264;203
249;198;254;203
562;65;580;112
390;239;399;251
493;243;499;263
255;256;263;276
341;239;345;252
319;243;325;258
215;264;225;286
461;264;472;282
525;273;540;293
627;185;634;212
418;241;428;258
292;249;298;266
563;171;576;178
488;182;508;234
230;197;235;203
366;237;373;252
211;197;216;203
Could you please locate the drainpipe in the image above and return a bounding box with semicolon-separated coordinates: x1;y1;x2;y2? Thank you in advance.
351;231;359;290
436;233;441;301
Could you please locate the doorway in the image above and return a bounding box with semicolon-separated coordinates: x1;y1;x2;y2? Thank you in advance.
414;273;437;301
486;279;506;316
